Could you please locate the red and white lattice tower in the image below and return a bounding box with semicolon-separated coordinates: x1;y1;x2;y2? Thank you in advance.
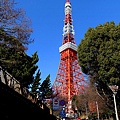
52;0;87;114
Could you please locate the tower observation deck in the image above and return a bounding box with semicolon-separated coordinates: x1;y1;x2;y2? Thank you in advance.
52;0;87;114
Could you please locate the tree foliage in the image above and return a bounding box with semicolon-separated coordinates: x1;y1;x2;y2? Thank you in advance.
78;21;120;86
0;28;24;64
77;21;120;116
40;74;52;100
1;49;39;87
30;69;41;95
0;0;37;88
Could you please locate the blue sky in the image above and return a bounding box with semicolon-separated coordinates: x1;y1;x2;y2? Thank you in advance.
15;0;120;85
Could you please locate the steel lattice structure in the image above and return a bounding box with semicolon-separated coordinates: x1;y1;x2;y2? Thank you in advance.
52;0;87;114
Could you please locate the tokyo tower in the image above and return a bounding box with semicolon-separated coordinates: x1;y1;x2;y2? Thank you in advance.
52;0;87;114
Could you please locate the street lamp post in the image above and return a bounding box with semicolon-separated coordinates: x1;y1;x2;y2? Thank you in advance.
109;85;119;120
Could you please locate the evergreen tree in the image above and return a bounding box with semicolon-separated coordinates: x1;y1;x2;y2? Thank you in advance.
40;74;52;101
1;43;39;88
0;0;36;88
10;51;39;88
0;28;24;65
31;69;41;96
78;21;120;86
77;21;120;115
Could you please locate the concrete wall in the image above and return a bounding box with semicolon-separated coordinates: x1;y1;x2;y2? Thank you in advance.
0;81;56;119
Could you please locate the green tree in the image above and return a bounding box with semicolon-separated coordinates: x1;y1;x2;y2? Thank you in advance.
11;51;38;88
78;21;120;86
40;74;52;101
0;0;40;91
0;28;25;65
30;69;41;96
77;21;120;116
1;45;39;88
